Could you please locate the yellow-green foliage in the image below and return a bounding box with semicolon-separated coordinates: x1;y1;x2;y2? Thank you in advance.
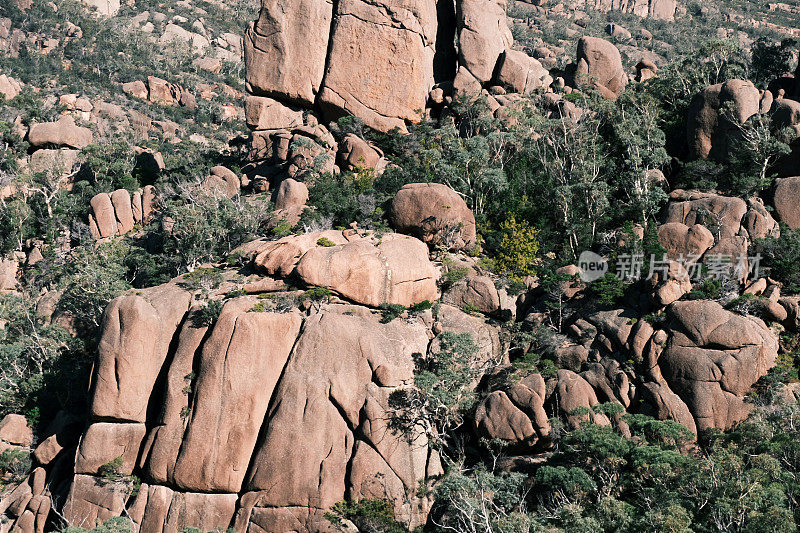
493;215;540;279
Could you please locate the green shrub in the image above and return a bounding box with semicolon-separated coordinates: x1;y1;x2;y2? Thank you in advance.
316;237;336;247
0;447;31;482
325;499;405;533
684;278;721;301
194;300;223;326
441;266;469;287
181;267;223;292
490;215;540;280
98;456;124;480
300;286;332;302
408;300;432;313
380;303;406;323
589;273;627;308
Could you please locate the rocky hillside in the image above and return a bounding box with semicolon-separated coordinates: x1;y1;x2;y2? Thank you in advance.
2;0;800;531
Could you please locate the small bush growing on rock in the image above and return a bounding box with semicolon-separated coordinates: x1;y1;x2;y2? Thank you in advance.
512;352;557;379
60;516;134;533
588;273;627;308
316;237;336;247
408;300;432;314
181;267;223;292
300;287;332;302
97;456;124;480
379;303;406;323
0;448;31;483
325;499;405;533
249;301;270;313
685;278;721;301
194;299;223;327
441;266;469;289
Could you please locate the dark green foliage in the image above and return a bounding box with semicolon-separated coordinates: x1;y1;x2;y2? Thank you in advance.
379;303;406;323
194;300;223;327
80;143;139;193
299;286;332;302
685;278;722;300
59;517;135;533
98;456;125;480
751;37;797;88
325;499;406;533
589;273;627;308
756;225;800;293
0;447;31;484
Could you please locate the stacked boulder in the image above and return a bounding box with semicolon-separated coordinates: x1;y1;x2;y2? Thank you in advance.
122;76;196;109
476;299;779;446
88;185;157;239
566;36;628;100
589;0;678;20
651;189;779;303
2;227;503;532
244;0;552;134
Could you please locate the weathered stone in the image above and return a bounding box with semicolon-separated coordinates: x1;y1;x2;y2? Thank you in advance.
317;0;437;132
273;178;308;210
443;275;500;314
457;0;513;83
90;284;191;423
495;49;552;95
0;414;31;447
569;36;627;99
295;234;439;307
244;310;430;526
75;423;146;476
661;300;778;431
244;94;303;130
28;116;92;149
89;193;118;238
687;79;760;161
658;222;715;259
391;183;477;251
244;0;332;106
338;134;383;171
110;189;135;235
170;304;302;493
774;177;800;230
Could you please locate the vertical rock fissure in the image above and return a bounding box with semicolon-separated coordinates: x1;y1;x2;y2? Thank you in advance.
315;0;339;113
144;306;191;428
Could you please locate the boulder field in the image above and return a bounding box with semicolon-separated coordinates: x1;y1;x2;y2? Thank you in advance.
0;218;782;532
243;0;549;133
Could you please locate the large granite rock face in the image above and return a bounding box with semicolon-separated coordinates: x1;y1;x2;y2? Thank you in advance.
660;301;778;432
317;0;439;132
11;229;469;532
687;79;760;161
243;0;516;132
244;0;332;106
456;0;513;84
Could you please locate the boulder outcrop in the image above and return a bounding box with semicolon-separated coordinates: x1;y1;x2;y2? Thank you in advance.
88;186;157;239
568;36;627;99
390;182;477;251
661;300;778;431
687;79;760;161
27;116;92;150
